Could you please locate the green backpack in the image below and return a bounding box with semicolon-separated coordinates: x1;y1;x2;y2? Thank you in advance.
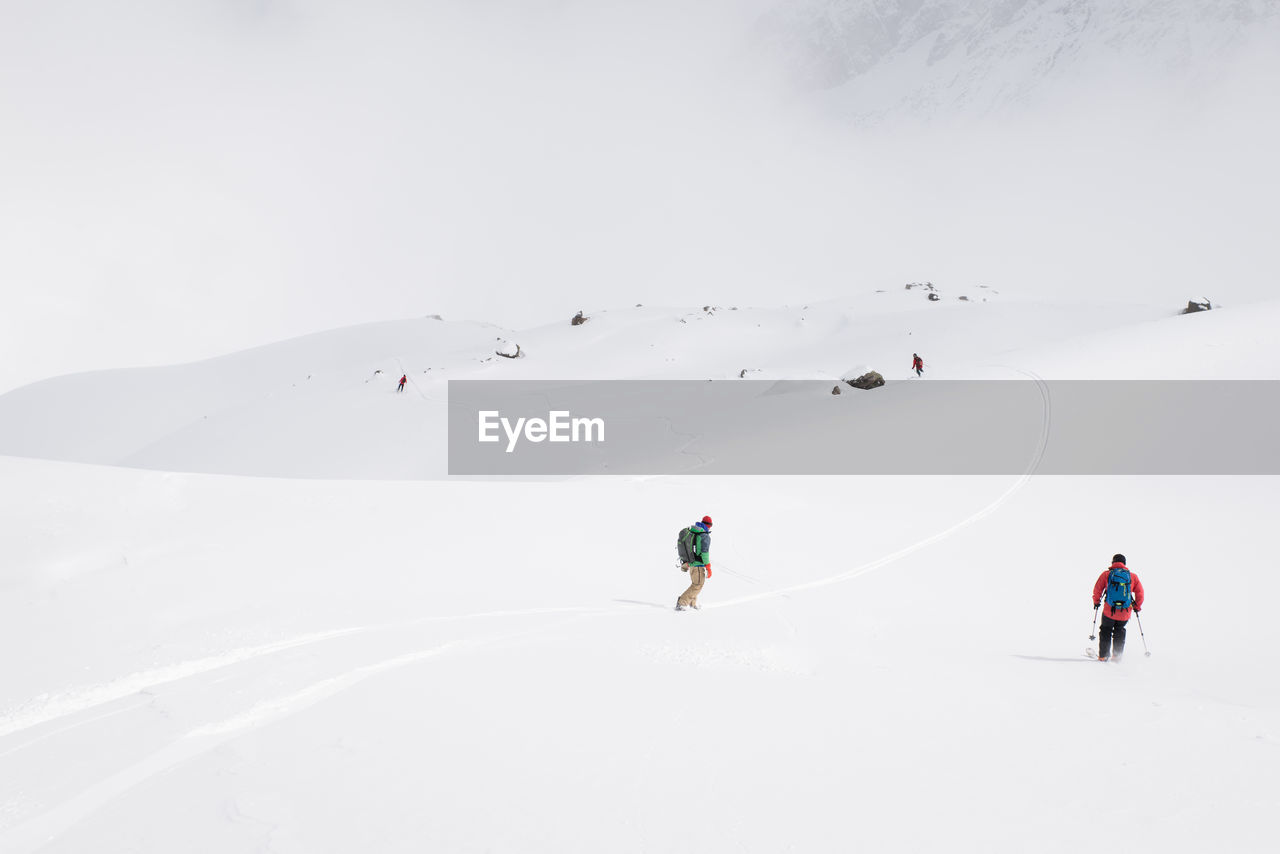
676;526;699;565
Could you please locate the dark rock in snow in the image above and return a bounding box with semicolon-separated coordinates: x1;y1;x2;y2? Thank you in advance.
846;371;885;390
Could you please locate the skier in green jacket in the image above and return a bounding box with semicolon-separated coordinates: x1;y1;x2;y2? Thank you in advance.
676;516;712;611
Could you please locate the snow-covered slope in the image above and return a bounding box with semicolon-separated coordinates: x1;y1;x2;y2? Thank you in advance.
2;459;1278;852
4;292;1269;478
0;316;507;479
756;0;1279;120
3;290;1279;853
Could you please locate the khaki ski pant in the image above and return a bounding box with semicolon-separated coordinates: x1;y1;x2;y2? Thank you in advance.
678;564;706;607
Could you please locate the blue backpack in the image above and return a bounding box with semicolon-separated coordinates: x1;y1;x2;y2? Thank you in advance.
1105;567;1133;611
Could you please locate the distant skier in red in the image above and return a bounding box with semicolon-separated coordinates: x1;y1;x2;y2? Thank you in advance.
912;353;924;377
397;374;407;393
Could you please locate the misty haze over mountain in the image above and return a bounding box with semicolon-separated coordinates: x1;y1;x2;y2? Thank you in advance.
759;0;1278;118
2;0;1276;392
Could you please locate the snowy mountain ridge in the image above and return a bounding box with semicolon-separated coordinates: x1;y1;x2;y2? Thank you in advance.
1;293;1275;478
756;0;1279;120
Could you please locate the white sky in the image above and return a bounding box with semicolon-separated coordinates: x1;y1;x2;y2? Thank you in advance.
2;0;1277;393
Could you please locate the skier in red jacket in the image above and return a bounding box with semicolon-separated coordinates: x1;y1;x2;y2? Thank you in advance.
911;353;924;377
397;374;407;393
1092;554;1144;661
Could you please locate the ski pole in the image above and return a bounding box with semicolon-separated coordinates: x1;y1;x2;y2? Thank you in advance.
1134;611;1151;657
1089;605;1099;641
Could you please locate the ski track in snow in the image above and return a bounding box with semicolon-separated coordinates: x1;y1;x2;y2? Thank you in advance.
0;642;458;853
710;370;1050;608
0;697;156;762
183;642;461;738
0;606;609;745
0;627;367;740
0;614;599;852
0;378;1052;848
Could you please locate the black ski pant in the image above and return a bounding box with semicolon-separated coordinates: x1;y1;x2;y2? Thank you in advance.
1099;615;1128;658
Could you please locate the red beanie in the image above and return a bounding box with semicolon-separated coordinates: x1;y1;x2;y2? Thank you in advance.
702;516;713;526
